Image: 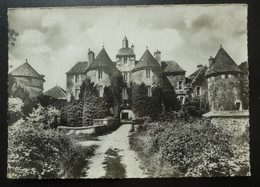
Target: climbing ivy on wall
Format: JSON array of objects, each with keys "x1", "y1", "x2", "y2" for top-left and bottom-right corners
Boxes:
[
  {"x1": 81, "y1": 79, "x2": 115, "y2": 125},
  {"x1": 132, "y1": 83, "x2": 163, "y2": 120}
]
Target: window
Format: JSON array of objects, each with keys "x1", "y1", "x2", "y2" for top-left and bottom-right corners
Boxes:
[
  {"x1": 196, "y1": 86, "x2": 201, "y2": 96},
  {"x1": 75, "y1": 89, "x2": 80, "y2": 100},
  {"x1": 147, "y1": 85, "x2": 152, "y2": 97},
  {"x1": 98, "y1": 85, "x2": 103, "y2": 97},
  {"x1": 98, "y1": 69, "x2": 103, "y2": 79},
  {"x1": 228, "y1": 74, "x2": 232, "y2": 78},
  {"x1": 123, "y1": 72, "x2": 129, "y2": 83},
  {"x1": 122, "y1": 88, "x2": 128, "y2": 99},
  {"x1": 178, "y1": 96, "x2": 185, "y2": 105},
  {"x1": 178, "y1": 81, "x2": 183, "y2": 90},
  {"x1": 221, "y1": 75, "x2": 225, "y2": 79},
  {"x1": 146, "y1": 68, "x2": 151, "y2": 78},
  {"x1": 123, "y1": 57, "x2": 127, "y2": 64},
  {"x1": 75, "y1": 75, "x2": 80, "y2": 83}
]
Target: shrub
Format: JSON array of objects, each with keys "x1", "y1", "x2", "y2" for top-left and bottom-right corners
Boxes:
[
  {"x1": 132, "y1": 83, "x2": 163, "y2": 120},
  {"x1": 7, "y1": 105, "x2": 91, "y2": 178},
  {"x1": 181, "y1": 98, "x2": 209, "y2": 118},
  {"x1": 130, "y1": 119, "x2": 250, "y2": 177},
  {"x1": 27, "y1": 104, "x2": 61, "y2": 129},
  {"x1": 8, "y1": 97, "x2": 24, "y2": 125}
]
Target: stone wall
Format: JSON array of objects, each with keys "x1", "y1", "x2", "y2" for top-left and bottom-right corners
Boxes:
[
  {"x1": 166, "y1": 74, "x2": 186, "y2": 95},
  {"x1": 14, "y1": 76, "x2": 44, "y2": 98},
  {"x1": 66, "y1": 74, "x2": 87, "y2": 101},
  {"x1": 191, "y1": 75, "x2": 208, "y2": 107},
  {"x1": 204, "y1": 110, "x2": 249, "y2": 137},
  {"x1": 131, "y1": 68, "x2": 162, "y2": 86},
  {"x1": 86, "y1": 70, "x2": 112, "y2": 87},
  {"x1": 207, "y1": 74, "x2": 242, "y2": 111}
]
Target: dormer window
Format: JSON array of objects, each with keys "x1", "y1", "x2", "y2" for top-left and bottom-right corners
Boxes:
[
  {"x1": 178, "y1": 81, "x2": 183, "y2": 90},
  {"x1": 146, "y1": 68, "x2": 151, "y2": 78},
  {"x1": 98, "y1": 69, "x2": 103, "y2": 79}
]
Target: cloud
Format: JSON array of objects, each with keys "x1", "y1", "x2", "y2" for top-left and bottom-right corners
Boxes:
[{"x1": 8, "y1": 5, "x2": 247, "y2": 90}]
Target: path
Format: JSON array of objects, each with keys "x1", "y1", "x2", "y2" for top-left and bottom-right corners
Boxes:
[{"x1": 78, "y1": 124, "x2": 148, "y2": 178}]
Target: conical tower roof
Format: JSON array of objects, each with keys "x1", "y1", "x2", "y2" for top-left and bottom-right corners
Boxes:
[
  {"x1": 44, "y1": 85, "x2": 66, "y2": 99},
  {"x1": 132, "y1": 49, "x2": 161, "y2": 72},
  {"x1": 86, "y1": 48, "x2": 121, "y2": 76},
  {"x1": 11, "y1": 61, "x2": 44, "y2": 80},
  {"x1": 206, "y1": 46, "x2": 242, "y2": 77}
]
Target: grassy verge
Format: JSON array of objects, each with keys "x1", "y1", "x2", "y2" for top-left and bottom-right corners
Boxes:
[
  {"x1": 102, "y1": 148, "x2": 126, "y2": 178},
  {"x1": 129, "y1": 131, "x2": 162, "y2": 177}
]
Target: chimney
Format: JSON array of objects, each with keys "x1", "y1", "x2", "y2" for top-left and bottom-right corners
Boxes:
[
  {"x1": 131, "y1": 44, "x2": 134, "y2": 52},
  {"x1": 154, "y1": 50, "x2": 161, "y2": 66},
  {"x1": 208, "y1": 56, "x2": 215, "y2": 67},
  {"x1": 88, "y1": 49, "x2": 95, "y2": 65},
  {"x1": 197, "y1": 64, "x2": 203, "y2": 69}
]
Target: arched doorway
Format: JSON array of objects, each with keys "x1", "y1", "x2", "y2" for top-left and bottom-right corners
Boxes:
[{"x1": 120, "y1": 109, "x2": 135, "y2": 124}]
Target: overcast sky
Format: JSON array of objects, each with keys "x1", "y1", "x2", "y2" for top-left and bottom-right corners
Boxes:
[{"x1": 8, "y1": 4, "x2": 247, "y2": 91}]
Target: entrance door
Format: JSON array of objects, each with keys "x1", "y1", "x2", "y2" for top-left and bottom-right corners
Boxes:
[{"x1": 122, "y1": 112, "x2": 129, "y2": 120}]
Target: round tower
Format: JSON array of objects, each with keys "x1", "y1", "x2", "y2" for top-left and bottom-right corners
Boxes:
[{"x1": 206, "y1": 46, "x2": 243, "y2": 111}]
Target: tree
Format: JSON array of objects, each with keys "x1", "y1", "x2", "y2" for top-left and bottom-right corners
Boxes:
[{"x1": 8, "y1": 29, "x2": 19, "y2": 47}]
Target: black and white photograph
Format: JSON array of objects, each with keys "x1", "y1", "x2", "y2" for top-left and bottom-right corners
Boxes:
[{"x1": 7, "y1": 4, "x2": 249, "y2": 179}]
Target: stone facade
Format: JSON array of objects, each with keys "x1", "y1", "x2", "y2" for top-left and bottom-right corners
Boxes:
[
  {"x1": 207, "y1": 74, "x2": 242, "y2": 111},
  {"x1": 66, "y1": 39, "x2": 247, "y2": 120},
  {"x1": 66, "y1": 61, "x2": 88, "y2": 101},
  {"x1": 205, "y1": 46, "x2": 243, "y2": 111}
]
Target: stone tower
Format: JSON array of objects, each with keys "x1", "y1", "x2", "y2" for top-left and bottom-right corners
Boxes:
[
  {"x1": 116, "y1": 36, "x2": 136, "y2": 85},
  {"x1": 206, "y1": 45, "x2": 243, "y2": 111},
  {"x1": 10, "y1": 59, "x2": 45, "y2": 98}
]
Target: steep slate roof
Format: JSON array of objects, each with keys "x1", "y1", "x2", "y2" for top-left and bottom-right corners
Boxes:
[
  {"x1": 206, "y1": 47, "x2": 242, "y2": 77},
  {"x1": 117, "y1": 48, "x2": 135, "y2": 56},
  {"x1": 132, "y1": 49, "x2": 161, "y2": 72},
  {"x1": 162, "y1": 61, "x2": 186, "y2": 73},
  {"x1": 44, "y1": 85, "x2": 67, "y2": 100},
  {"x1": 163, "y1": 76, "x2": 175, "y2": 91},
  {"x1": 66, "y1": 61, "x2": 88, "y2": 74},
  {"x1": 188, "y1": 66, "x2": 208, "y2": 85},
  {"x1": 11, "y1": 62, "x2": 44, "y2": 80},
  {"x1": 86, "y1": 48, "x2": 121, "y2": 76}
]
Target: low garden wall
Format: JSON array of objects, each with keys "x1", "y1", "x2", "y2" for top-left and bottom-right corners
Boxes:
[
  {"x1": 93, "y1": 118, "x2": 120, "y2": 133},
  {"x1": 59, "y1": 118, "x2": 120, "y2": 135},
  {"x1": 203, "y1": 110, "x2": 249, "y2": 137}
]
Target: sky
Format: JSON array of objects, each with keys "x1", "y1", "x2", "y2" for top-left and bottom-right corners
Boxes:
[{"x1": 8, "y1": 4, "x2": 247, "y2": 91}]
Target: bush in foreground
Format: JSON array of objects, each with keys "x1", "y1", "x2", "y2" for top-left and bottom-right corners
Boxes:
[
  {"x1": 7, "y1": 105, "x2": 92, "y2": 178},
  {"x1": 130, "y1": 119, "x2": 250, "y2": 177}
]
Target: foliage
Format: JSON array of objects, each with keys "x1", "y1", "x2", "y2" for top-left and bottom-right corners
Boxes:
[
  {"x1": 8, "y1": 75, "x2": 37, "y2": 116},
  {"x1": 8, "y1": 29, "x2": 19, "y2": 47},
  {"x1": 181, "y1": 97, "x2": 209, "y2": 117},
  {"x1": 7, "y1": 105, "x2": 93, "y2": 179},
  {"x1": 37, "y1": 95, "x2": 67, "y2": 110},
  {"x1": 132, "y1": 83, "x2": 163, "y2": 120},
  {"x1": 82, "y1": 80, "x2": 115, "y2": 123},
  {"x1": 26, "y1": 104, "x2": 61, "y2": 129},
  {"x1": 8, "y1": 98, "x2": 24, "y2": 125},
  {"x1": 240, "y1": 74, "x2": 249, "y2": 110},
  {"x1": 130, "y1": 119, "x2": 250, "y2": 177},
  {"x1": 60, "y1": 99, "x2": 83, "y2": 127}
]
